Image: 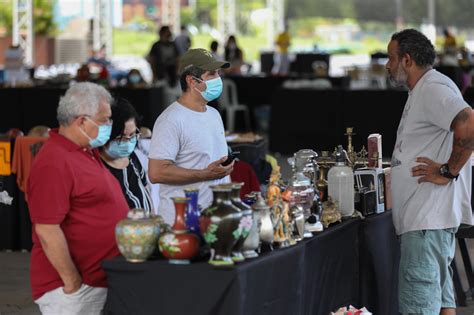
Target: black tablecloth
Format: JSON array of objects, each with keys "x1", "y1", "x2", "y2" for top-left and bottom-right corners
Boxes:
[
  {"x1": 269, "y1": 88, "x2": 408, "y2": 154},
  {"x1": 0, "y1": 174, "x2": 20, "y2": 250},
  {"x1": 0, "y1": 87, "x2": 164, "y2": 133},
  {"x1": 103, "y1": 212, "x2": 398, "y2": 315},
  {"x1": 260, "y1": 53, "x2": 331, "y2": 75},
  {"x1": 227, "y1": 76, "x2": 350, "y2": 108},
  {"x1": 359, "y1": 212, "x2": 400, "y2": 315}
]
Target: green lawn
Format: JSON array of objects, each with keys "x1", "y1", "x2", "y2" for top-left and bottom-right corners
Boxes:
[
  {"x1": 113, "y1": 29, "x2": 387, "y2": 60},
  {"x1": 112, "y1": 29, "x2": 276, "y2": 60}
]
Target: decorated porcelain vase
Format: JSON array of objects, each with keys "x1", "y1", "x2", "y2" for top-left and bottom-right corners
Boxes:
[
  {"x1": 115, "y1": 208, "x2": 160, "y2": 263},
  {"x1": 227, "y1": 183, "x2": 253, "y2": 262},
  {"x1": 158, "y1": 197, "x2": 200, "y2": 264},
  {"x1": 184, "y1": 188, "x2": 201, "y2": 238},
  {"x1": 200, "y1": 185, "x2": 242, "y2": 267}
]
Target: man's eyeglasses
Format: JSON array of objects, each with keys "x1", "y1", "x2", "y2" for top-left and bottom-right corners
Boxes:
[
  {"x1": 80, "y1": 115, "x2": 113, "y2": 126},
  {"x1": 115, "y1": 128, "x2": 141, "y2": 142}
]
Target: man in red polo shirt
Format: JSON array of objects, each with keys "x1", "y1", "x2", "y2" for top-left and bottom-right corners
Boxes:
[{"x1": 28, "y1": 82, "x2": 129, "y2": 314}]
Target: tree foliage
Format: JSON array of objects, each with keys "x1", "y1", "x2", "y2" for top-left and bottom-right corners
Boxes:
[
  {"x1": 0, "y1": 0, "x2": 57, "y2": 36},
  {"x1": 286, "y1": 0, "x2": 474, "y2": 28}
]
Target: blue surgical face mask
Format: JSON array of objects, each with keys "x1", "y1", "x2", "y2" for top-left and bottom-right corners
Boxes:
[
  {"x1": 194, "y1": 76, "x2": 223, "y2": 102},
  {"x1": 80, "y1": 117, "x2": 112, "y2": 148},
  {"x1": 129, "y1": 74, "x2": 141, "y2": 84},
  {"x1": 105, "y1": 138, "x2": 137, "y2": 158}
]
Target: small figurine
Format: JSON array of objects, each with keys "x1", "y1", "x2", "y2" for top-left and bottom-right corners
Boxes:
[
  {"x1": 321, "y1": 196, "x2": 342, "y2": 228},
  {"x1": 267, "y1": 167, "x2": 282, "y2": 207}
]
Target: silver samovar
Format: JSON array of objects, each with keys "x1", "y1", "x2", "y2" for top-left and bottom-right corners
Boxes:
[{"x1": 286, "y1": 149, "x2": 321, "y2": 237}]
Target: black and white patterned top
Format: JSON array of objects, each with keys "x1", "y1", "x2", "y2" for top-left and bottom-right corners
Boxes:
[{"x1": 103, "y1": 152, "x2": 153, "y2": 215}]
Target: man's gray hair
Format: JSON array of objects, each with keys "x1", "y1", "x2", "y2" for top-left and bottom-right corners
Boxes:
[
  {"x1": 391, "y1": 29, "x2": 436, "y2": 68},
  {"x1": 57, "y1": 82, "x2": 112, "y2": 126}
]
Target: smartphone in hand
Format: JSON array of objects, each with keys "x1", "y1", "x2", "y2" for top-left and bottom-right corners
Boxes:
[{"x1": 221, "y1": 150, "x2": 240, "y2": 166}]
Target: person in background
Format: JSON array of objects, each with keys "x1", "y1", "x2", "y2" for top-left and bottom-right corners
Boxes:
[
  {"x1": 210, "y1": 40, "x2": 221, "y2": 61},
  {"x1": 386, "y1": 29, "x2": 473, "y2": 315},
  {"x1": 100, "y1": 98, "x2": 153, "y2": 215},
  {"x1": 74, "y1": 64, "x2": 91, "y2": 83},
  {"x1": 174, "y1": 25, "x2": 192, "y2": 56},
  {"x1": 147, "y1": 26, "x2": 180, "y2": 86},
  {"x1": 272, "y1": 24, "x2": 291, "y2": 75},
  {"x1": 4, "y1": 44, "x2": 30, "y2": 86},
  {"x1": 443, "y1": 28, "x2": 457, "y2": 55},
  {"x1": 148, "y1": 48, "x2": 232, "y2": 224},
  {"x1": 87, "y1": 45, "x2": 111, "y2": 68},
  {"x1": 125, "y1": 69, "x2": 147, "y2": 88},
  {"x1": 27, "y1": 82, "x2": 128, "y2": 315},
  {"x1": 224, "y1": 35, "x2": 244, "y2": 75},
  {"x1": 230, "y1": 160, "x2": 261, "y2": 198}
]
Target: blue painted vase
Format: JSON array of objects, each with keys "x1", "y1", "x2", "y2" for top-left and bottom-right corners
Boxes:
[{"x1": 184, "y1": 188, "x2": 201, "y2": 237}]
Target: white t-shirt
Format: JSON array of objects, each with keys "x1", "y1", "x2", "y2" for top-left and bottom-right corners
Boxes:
[
  {"x1": 148, "y1": 102, "x2": 229, "y2": 224},
  {"x1": 391, "y1": 69, "x2": 472, "y2": 235}
]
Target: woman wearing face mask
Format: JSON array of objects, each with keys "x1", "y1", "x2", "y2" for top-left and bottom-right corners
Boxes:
[
  {"x1": 224, "y1": 35, "x2": 244, "y2": 75},
  {"x1": 125, "y1": 69, "x2": 147, "y2": 88},
  {"x1": 100, "y1": 98, "x2": 153, "y2": 215}
]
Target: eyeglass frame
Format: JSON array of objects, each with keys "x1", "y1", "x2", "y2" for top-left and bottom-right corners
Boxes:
[
  {"x1": 114, "y1": 127, "x2": 141, "y2": 143},
  {"x1": 79, "y1": 115, "x2": 113, "y2": 126}
]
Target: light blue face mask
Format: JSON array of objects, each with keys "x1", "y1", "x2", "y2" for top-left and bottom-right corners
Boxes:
[
  {"x1": 105, "y1": 138, "x2": 137, "y2": 158},
  {"x1": 129, "y1": 75, "x2": 141, "y2": 84},
  {"x1": 194, "y1": 76, "x2": 223, "y2": 102},
  {"x1": 80, "y1": 117, "x2": 112, "y2": 148}
]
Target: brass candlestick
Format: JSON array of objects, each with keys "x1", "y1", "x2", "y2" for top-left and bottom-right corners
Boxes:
[{"x1": 345, "y1": 127, "x2": 357, "y2": 167}]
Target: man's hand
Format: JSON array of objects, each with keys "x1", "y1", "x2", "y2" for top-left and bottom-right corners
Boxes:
[
  {"x1": 205, "y1": 156, "x2": 234, "y2": 180},
  {"x1": 63, "y1": 275, "x2": 82, "y2": 294},
  {"x1": 411, "y1": 157, "x2": 450, "y2": 185},
  {"x1": 35, "y1": 224, "x2": 82, "y2": 296}
]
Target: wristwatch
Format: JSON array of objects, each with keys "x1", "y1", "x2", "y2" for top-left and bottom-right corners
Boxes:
[{"x1": 439, "y1": 163, "x2": 459, "y2": 180}]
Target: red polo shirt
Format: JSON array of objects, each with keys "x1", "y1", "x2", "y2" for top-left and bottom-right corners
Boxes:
[{"x1": 28, "y1": 129, "x2": 128, "y2": 300}]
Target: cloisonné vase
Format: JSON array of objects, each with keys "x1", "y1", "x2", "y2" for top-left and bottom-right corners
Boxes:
[
  {"x1": 184, "y1": 188, "x2": 201, "y2": 238},
  {"x1": 200, "y1": 185, "x2": 242, "y2": 266},
  {"x1": 115, "y1": 208, "x2": 160, "y2": 262},
  {"x1": 158, "y1": 197, "x2": 200, "y2": 264},
  {"x1": 228, "y1": 183, "x2": 253, "y2": 262}
]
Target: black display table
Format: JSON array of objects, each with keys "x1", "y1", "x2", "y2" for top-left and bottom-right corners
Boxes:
[
  {"x1": 103, "y1": 211, "x2": 398, "y2": 315},
  {"x1": 269, "y1": 88, "x2": 409, "y2": 154},
  {"x1": 0, "y1": 87, "x2": 164, "y2": 133}
]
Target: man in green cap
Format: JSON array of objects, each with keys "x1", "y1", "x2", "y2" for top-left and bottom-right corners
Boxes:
[{"x1": 148, "y1": 48, "x2": 233, "y2": 224}]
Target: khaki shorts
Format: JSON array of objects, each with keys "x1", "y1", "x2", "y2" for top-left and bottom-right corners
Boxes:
[
  {"x1": 399, "y1": 228, "x2": 457, "y2": 315},
  {"x1": 35, "y1": 284, "x2": 107, "y2": 315}
]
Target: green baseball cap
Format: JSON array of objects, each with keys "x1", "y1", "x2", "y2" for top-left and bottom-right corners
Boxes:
[{"x1": 179, "y1": 48, "x2": 230, "y2": 74}]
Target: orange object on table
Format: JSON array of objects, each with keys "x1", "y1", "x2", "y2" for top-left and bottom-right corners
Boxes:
[
  {"x1": 12, "y1": 136, "x2": 48, "y2": 197},
  {"x1": 0, "y1": 140, "x2": 11, "y2": 176}
]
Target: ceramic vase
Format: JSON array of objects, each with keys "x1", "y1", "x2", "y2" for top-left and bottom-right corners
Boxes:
[
  {"x1": 200, "y1": 185, "x2": 242, "y2": 267},
  {"x1": 158, "y1": 197, "x2": 200, "y2": 264},
  {"x1": 115, "y1": 208, "x2": 160, "y2": 263},
  {"x1": 228, "y1": 183, "x2": 253, "y2": 262},
  {"x1": 241, "y1": 208, "x2": 261, "y2": 259},
  {"x1": 184, "y1": 188, "x2": 201, "y2": 237}
]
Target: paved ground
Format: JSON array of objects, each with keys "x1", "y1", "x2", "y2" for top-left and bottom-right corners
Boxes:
[
  {"x1": 0, "y1": 252, "x2": 40, "y2": 315},
  {"x1": 2, "y1": 245, "x2": 474, "y2": 315}
]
